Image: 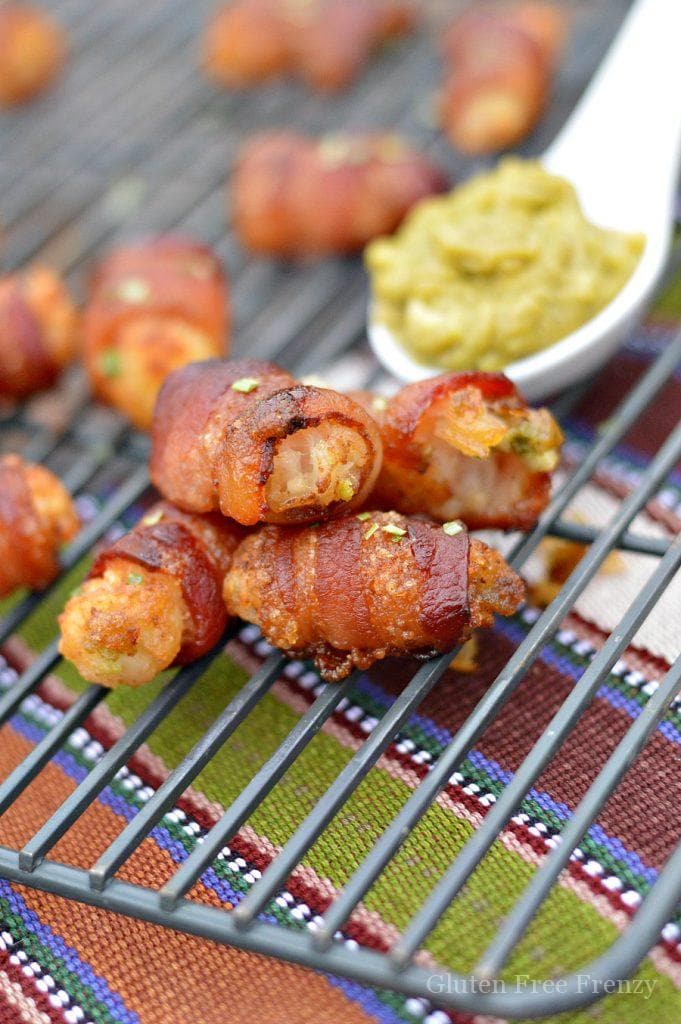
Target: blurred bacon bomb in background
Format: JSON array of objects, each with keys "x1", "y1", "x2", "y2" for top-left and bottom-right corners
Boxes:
[
  {"x1": 232, "y1": 131, "x2": 446, "y2": 258},
  {"x1": 0, "y1": 454, "x2": 79, "y2": 597},
  {"x1": 0, "y1": 3, "x2": 67, "y2": 106},
  {"x1": 440, "y1": 1, "x2": 566, "y2": 154},
  {"x1": 0, "y1": 266, "x2": 79, "y2": 400},
  {"x1": 83, "y1": 237, "x2": 229, "y2": 431},
  {"x1": 201, "y1": 0, "x2": 415, "y2": 93}
]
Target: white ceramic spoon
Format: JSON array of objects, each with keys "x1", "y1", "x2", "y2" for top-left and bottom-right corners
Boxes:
[{"x1": 368, "y1": 0, "x2": 681, "y2": 402}]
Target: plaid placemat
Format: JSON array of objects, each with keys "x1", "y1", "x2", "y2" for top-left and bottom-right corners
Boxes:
[{"x1": 0, "y1": 284, "x2": 680, "y2": 1024}]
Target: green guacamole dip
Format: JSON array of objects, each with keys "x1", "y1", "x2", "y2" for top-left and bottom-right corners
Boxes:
[{"x1": 366, "y1": 158, "x2": 644, "y2": 371}]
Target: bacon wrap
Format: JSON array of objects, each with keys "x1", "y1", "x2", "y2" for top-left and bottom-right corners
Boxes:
[
  {"x1": 232, "y1": 131, "x2": 446, "y2": 257},
  {"x1": 0, "y1": 277, "x2": 60, "y2": 398},
  {"x1": 83, "y1": 236, "x2": 228, "y2": 398},
  {"x1": 224, "y1": 513, "x2": 476, "y2": 681},
  {"x1": 202, "y1": 0, "x2": 415, "y2": 93},
  {"x1": 150, "y1": 359, "x2": 295, "y2": 513},
  {"x1": 216, "y1": 383, "x2": 383, "y2": 524},
  {"x1": 439, "y1": 3, "x2": 565, "y2": 154},
  {"x1": 90, "y1": 503, "x2": 241, "y2": 663},
  {"x1": 380, "y1": 372, "x2": 517, "y2": 473}
]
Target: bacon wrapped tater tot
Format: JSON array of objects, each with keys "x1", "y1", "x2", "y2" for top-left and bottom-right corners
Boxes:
[
  {"x1": 353, "y1": 372, "x2": 563, "y2": 531},
  {"x1": 440, "y1": 2, "x2": 566, "y2": 154},
  {"x1": 83, "y1": 237, "x2": 229, "y2": 430},
  {"x1": 0, "y1": 266, "x2": 79, "y2": 400},
  {"x1": 0, "y1": 4, "x2": 66, "y2": 107},
  {"x1": 202, "y1": 0, "x2": 415, "y2": 93},
  {"x1": 0, "y1": 455, "x2": 79, "y2": 597},
  {"x1": 150, "y1": 359, "x2": 383, "y2": 526},
  {"x1": 232, "y1": 131, "x2": 446, "y2": 258},
  {"x1": 58, "y1": 502, "x2": 244, "y2": 689},
  {"x1": 224, "y1": 512, "x2": 524, "y2": 680}
]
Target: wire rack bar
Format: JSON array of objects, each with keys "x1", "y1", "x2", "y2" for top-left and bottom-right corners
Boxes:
[
  {"x1": 88, "y1": 651, "x2": 286, "y2": 891},
  {"x1": 312, "y1": 413, "x2": 681, "y2": 950},
  {"x1": 231, "y1": 652, "x2": 472, "y2": 928},
  {"x1": 476, "y1": 648, "x2": 681, "y2": 978},
  {"x1": 0, "y1": 684, "x2": 106, "y2": 816},
  {"x1": 158, "y1": 670, "x2": 355, "y2": 909},
  {"x1": 0, "y1": 642, "x2": 61, "y2": 729},
  {"x1": 18, "y1": 644, "x2": 227, "y2": 871},
  {"x1": 1, "y1": 836, "x2": 679, "y2": 1020},
  {"x1": 549, "y1": 519, "x2": 670, "y2": 557},
  {"x1": 389, "y1": 529, "x2": 681, "y2": 966}
]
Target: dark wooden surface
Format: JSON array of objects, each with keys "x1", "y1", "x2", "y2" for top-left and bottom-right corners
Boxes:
[{"x1": 0, "y1": 0, "x2": 633, "y2": 463}]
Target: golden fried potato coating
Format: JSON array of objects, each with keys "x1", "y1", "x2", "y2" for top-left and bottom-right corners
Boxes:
[
  {"x1": 58, "y1": 560, "x2": 186, "y2": 689},
  {"x1": 58, "y1": 502, "x2": 244, "y2": 688},
  {"x1": 0, "y1": 4, "x2": 66, "y2": 106},
  {"x1": 232, "y1": 131, "x2": 446, "y2": 257},
  {"x1": 224, "y1": 512, "x2": 524, "y2": 680},
  {"x1": 0, "y1": 455, "x2": 79, "y2": 597}
]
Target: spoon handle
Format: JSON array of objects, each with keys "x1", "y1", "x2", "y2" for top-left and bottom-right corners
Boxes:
[{"x1": 544, "y1": 0, "x2": 681, "y2": 234}]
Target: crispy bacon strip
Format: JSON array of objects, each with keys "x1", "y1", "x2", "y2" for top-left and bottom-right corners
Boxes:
[
  {"x1": 150, "y1": 359, "x2": 383, "y2": 525},
  {"x1": 353, "y1": 372, "x2": 563, "y2": 531},
  {"x1": 0, "y1": 4, "x2": 67, "y2": 106},
  {"x1": 224, "y1": 512, "x2": 524, "y2": 680},
  {"x1": 83, "y1": 237, "x2": 229, "y2": 430},
  {"x1": 232, "y1": 131, "x2": 446, "y2": 257},
  {"x1": 0, "y1": 455, "x2": 79, "y2": 597},
  {"x1": 202, "y1": 0, "x2": 415, "y2": 93},
  {"x1": 440, "y1": 2, "x2": 566, "y2": 154},
  {"x1": 0, "y1": 266, "x2": 79, "y2": 399},
  {"x1": 58, "y1": 502, "x2": 244, "y2": 688}
]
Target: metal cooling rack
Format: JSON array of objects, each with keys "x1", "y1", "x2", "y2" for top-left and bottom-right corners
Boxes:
[{"x1": 1, "y1": 0, "x2": 680, "y2": 1018}]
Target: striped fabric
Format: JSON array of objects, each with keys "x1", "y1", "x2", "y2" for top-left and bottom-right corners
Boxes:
[{"x1": 0, "y1": 282, "x2": 680, "y2": 1023}]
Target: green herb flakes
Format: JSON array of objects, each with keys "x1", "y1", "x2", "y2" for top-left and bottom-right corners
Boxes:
[
  {"x1": 99, "y1": 349, "x2": 121, "y2": 378},
  {"x1": 381, "y1": 523, "x2": 406, "y2": 538},
  {"x1": 231, "y1": 377, "x2": 260, "y2": 394}
]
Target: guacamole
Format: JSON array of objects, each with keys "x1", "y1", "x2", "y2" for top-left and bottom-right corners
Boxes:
[{"x1": 366, "y1": 158, "x2": 644, "y2": 371}]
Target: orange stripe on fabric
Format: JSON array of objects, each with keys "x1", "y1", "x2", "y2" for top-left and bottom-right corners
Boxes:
[{"x1": 16, "y1": 875, "x2": 373, "y2": 1024}]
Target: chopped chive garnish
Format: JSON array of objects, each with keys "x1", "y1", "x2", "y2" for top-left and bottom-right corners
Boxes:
[
  {"x1": 127, "y1": 572, "x2": 143, "y2": 586},
  {"x1": 381, "y1": 523, "x2": 406, "y2": 537},
  {"x1": 142, "y1": 508, "x2": 164, "y2": 526},
  {"x1": 231, "y1": 377, "x2": 260, "y2": 394},
  {"x1": 338, "y1": 479, "x2": 356, "y2": 502},
  {"x1": 99, "y1": 349, "x2": 121, "y2": 378},
  {"x1": 442, "y1": 520, "x2": 465, "y2": 536},
  {"x1": 115, "y1": 277, "x2": 151, "y2": 303},
  {"x1": 356, "y1": 511, "x2": 371, "y2": 521},
  {"x1": 364, "y1": 522, "x2": 379, "y2": 539}
]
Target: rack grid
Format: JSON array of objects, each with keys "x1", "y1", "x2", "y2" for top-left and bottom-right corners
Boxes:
[{"x1": 1, "y1": 0, "x2": 679, "y2": 1017}]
